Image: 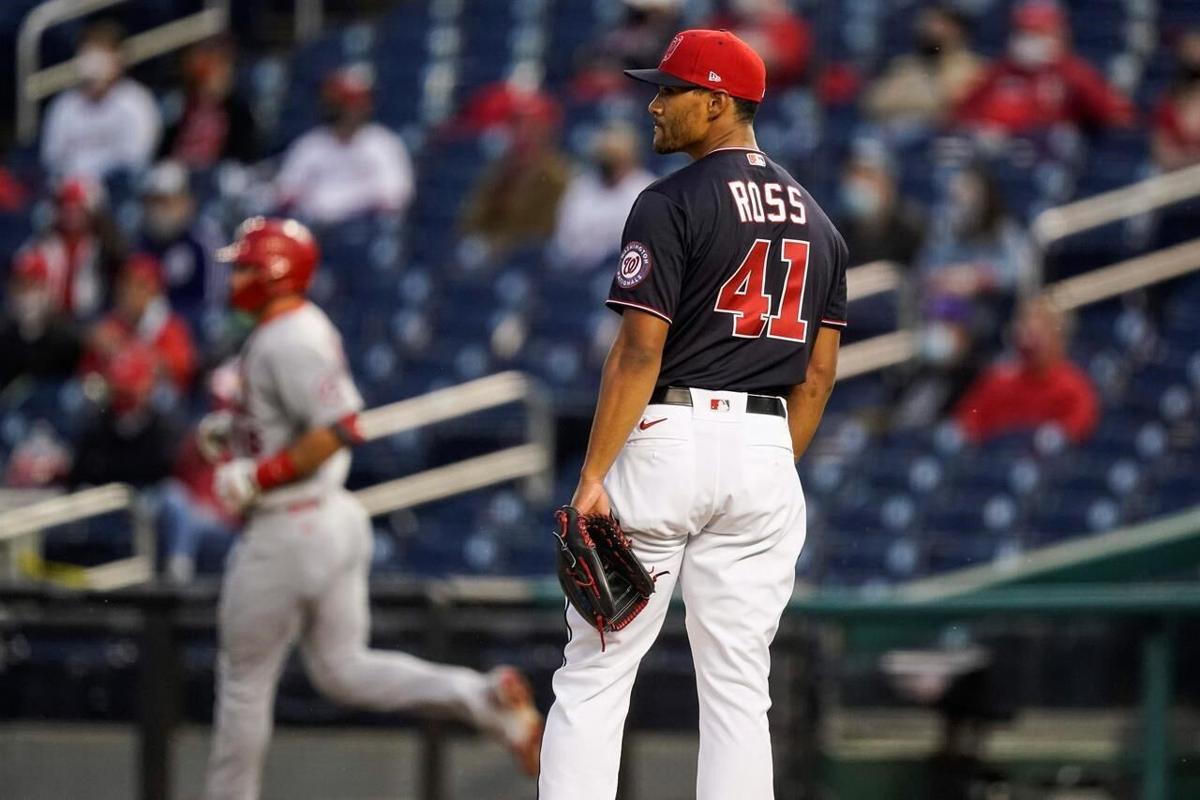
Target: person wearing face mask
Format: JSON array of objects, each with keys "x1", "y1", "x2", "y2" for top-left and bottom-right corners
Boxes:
[
  {"x1": 953, "y1": 296, "x2": 1098, "y2": 444},
  {"x1": 274, "y1": 64, "x2": 414, "y2": 226},
  {"x1": 160, "y1": 37, "x2": 259, "y2": 169},
  {"x1": 21, "y1": 176, "x2": 128, "y2": 321},
  {"x1": 548, "y1": 122, "x2": 656, "y2": 271},
  {"x1": 81, "y1": 254, "x2": 197, "y2": 394},
  {"x1": 0, "y1": 250, "x2": 83, "y2": 391},
  {"x1": 920, "y1": 165, "x2": 1032, "y2": 311},
  {"x1": 835, "y1": 145, "x2": 925, "y2": 270},
  {"x1": 885, "y1": 165, "x2": 1032, "y2": 430},
  {"x1": 66, "y1": 342, "x2": 181, "y2": 491},
  {"x1": 954, "y1": 1, "x2": 1133, "y2": 134},
  {"x1": 864, "y1": 5, "x2": 984, "y2": 127},
  {"x1": 1152, "y1": 29, "x2": 1200, "y2": 172},
  {"x1": 137, "y1": 161, "x2": 224, "y2": 334},
  {"x1": 40, "y1": 20, "x2": 161, "y2": 180}
]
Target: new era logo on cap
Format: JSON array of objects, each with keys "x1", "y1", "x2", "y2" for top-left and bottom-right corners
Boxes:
[{"x1": 623, "y1": 29, "x2": 767, "y2": 103}]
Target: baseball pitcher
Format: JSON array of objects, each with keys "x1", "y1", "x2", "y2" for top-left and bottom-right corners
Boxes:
[{"x1": 540, "y1": 30, "x2": 847, "y2": 800}]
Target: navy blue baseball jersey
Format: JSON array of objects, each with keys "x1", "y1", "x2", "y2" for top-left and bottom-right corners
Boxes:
[{"x1": 607, "y1": 146, "x2": 848, "y2": 395}]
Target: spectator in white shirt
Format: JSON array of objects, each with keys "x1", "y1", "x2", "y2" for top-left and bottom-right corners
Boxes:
[
  {"x1": 547, "y1": 122, "x2": 655, "y2": 272},
  {"x1": 41, "y1": 21, "x2": 161, "y2": 181},
  {"x1": 275, "y1": 64, "x2": 415, "y2": 225}
]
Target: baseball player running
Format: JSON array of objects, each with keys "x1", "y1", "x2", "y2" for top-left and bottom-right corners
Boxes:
[
  {"x1": 539, "y1": 30, "x2": 847, "y2": 800},
  {"x1": 201, "y1": 218, "x2": 542, "y2": 799}
]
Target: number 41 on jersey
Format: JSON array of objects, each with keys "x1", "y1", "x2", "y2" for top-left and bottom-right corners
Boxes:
[{"x1": 714, "y1": 238, "x2": 811, "y2": 343}]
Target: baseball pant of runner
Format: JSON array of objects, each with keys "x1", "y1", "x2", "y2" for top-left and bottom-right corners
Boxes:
[
  {"x1": 204, "y1": 489, "x2": 498, "y2": 800},
  {"x1": 539, "y1": 388, "x2": 807, "y2": 800}
]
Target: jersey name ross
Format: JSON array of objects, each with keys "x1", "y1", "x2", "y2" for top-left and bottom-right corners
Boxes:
[{"x1": 726, "y1": 180, "x2": 807, "y2": 225}]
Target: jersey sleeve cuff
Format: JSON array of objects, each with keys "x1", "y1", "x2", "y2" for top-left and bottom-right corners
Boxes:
[
  {"x1": 605, "y1": 299, "x2": 673, "y2": 324},
  {"x1": 820, "y1": 318, "x2": 848, "y2": 329}
]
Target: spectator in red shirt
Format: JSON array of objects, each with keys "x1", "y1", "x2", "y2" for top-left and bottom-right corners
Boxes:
[
  {"x1": 706, "y1": 0, "x2": 812, "y2": 88},
  {"x1": 22, "y1": 176, "x2": 127, "y2": 320},
  {"x1": 954, "y1": 1, "x2": 1134, "y2": 135},
  {"x1": 954, "y1": 297, "x2": 1098, "y2": 444},
  {"x1": 1152, "y1": 29, "x2": 1200, "y2": 172},
  {"x1": 82, "y1": 254, "x2": 197, "y2": 393}
]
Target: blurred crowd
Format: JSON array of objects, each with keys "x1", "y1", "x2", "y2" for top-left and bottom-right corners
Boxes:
[{"x1": 1, "y1": 0, "x2": 1197, "y2": 582}]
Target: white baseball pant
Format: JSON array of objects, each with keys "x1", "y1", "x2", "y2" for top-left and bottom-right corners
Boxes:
[
  {"x1": 539, "y1": 388, "x2": 807, "y2": 800},
  {"x1": 204, "y1": 489, "x2": 499, "y2": 800}
]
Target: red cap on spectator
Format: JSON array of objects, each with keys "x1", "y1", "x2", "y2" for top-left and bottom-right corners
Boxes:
[
  {"x1": 625, "y1": 29, "x2": 767, "y2": 103},
  {"x1": 323, "y1": 64, "x2": 373, "y2": 111},
  {"x1": 55, "y1": 176, "x2": 103, "y2": 211},
  {"x1": 1014, "y1": 1, "x2": 1067, "y2": 34},
  {"x1": 121, "y1": 253, "x2": 164, "y2": 291},
  {"x1": 11, "y1": 249, "x2": 49, "y2": 283}
]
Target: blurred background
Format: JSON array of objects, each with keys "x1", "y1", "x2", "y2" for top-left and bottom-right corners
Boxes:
[{"x1": 0, "y1": 0, "x2": 1199, "y2": 798}]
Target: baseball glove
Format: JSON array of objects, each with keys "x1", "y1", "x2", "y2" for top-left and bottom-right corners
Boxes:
[{"x1": 553, "y1": 505, "x2": 659, "y2": 650}]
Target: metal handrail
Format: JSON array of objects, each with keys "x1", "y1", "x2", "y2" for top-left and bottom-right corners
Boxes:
[
  {"x1": 0, "y1": 482, "x2": 132, "y2": 542},
  {"x1": 16, "y1": 0, "x2": 231, "y2": 143},
  {"x1": 0, "y1": 371, "x2": 553, "y2": 587},
  {"x1": 837, "y1": 240, "x2": 1200, "y2": 380},
  {"x1": 1031, "y1": 161, "x2": 1200, "y2": 248},
  {"x1": 846, "y1": 260, "x2": 902, "y2": 302}
]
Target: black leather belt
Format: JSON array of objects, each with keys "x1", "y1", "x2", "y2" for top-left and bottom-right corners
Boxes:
[{"x1": 649, "y1": 386, "x2": 786, "y2": 417}]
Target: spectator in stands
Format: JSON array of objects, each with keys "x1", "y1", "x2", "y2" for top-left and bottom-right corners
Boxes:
[
  {"x1": 459, "y1": 96, "x2": 570, "y2": 266},
  {"x1": 547, "y1": 122, "x2": 655, "y2": 272},
  {"x1": 954, "y1": 297, "x2": 1099, "y2": 444},
  {"x1": 954, "y1": 1, "x2": 1134, "y2": 135},
  {"x1": 275, "y1": 64, "x2": 414, "y2": 225},
  {"x1": 160, "y1": 37, "x2": 259, "y2": 169},
  {"x1": 835, "y1": 144, "x2": 925, "y2": 268},
  {"x1": 1151, "y1": 29, "x2": 1200, "y2": 172},
  {"x1": 887, "y1": 166, "x2": 1032, "y2": 429},
  {"x1": 705, "y1": 0, "x2": 812, "y2": 88},
  {"x1": 40, "y1": 20, "x2": 161, "y2": 180},
  {"x1": 0, "y1": 250, "x2": 83, "y2": 391},
  {"x1": 81, "y1": 254, "x2": 196, "y2": 394},
  {"x1": 864, "y1": 5, "x2": 985, "y2": 128},
  {"x1": 22, "y1": 176, "x2": 127, "y2": 320},
  {"x1": 66, "y1": 343, "x2": 180, "y2": 489},
  {"x1": 157, "y1": 363, "x2": 240, "y2": 583},
  {"x1": 919, "y1": 164, "x2": 1032, "y2": 326},
  {"x1": 572, "y1": 0, "x2": 683, "y2": 99},
  {"x1": 3, "y1": 420, "x2": 71, "y2": 489},
  {"x1": 136, "y1": 161, "x2": 225, "y2": 334}
]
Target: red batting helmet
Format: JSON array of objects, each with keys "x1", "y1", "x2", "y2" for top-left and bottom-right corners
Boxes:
[{"x1": 217, "y1": 217, "x2": 319, "y2": 313}]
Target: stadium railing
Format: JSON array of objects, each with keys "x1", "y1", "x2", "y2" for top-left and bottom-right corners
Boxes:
[
  {"x1": 0, "y1": 370, "x2": 554, "y2": 588},
  {"x1": 16, "y1": 0, "x2": 230, "y2": 142},
  {"x1": 838, "y1": 161, "x2": 1200, "y2": 380},
  {"x1": 15, "y1": 0, "x2": 334, "y2": 143}
]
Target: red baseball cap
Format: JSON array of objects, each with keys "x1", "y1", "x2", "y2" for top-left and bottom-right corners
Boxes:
[
  {"x1": 121, "y1": 253, "x2": 164, "y2": 291},
  {"x1": 1013, "y1": 1, "x2": 1066, "y2": 34},
  {"x1": 11, "y1": 248, "x2": 50, "y2": 284},
  {"x1": 625, "y1": 29, "x2": 767, "y2": 103}
]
